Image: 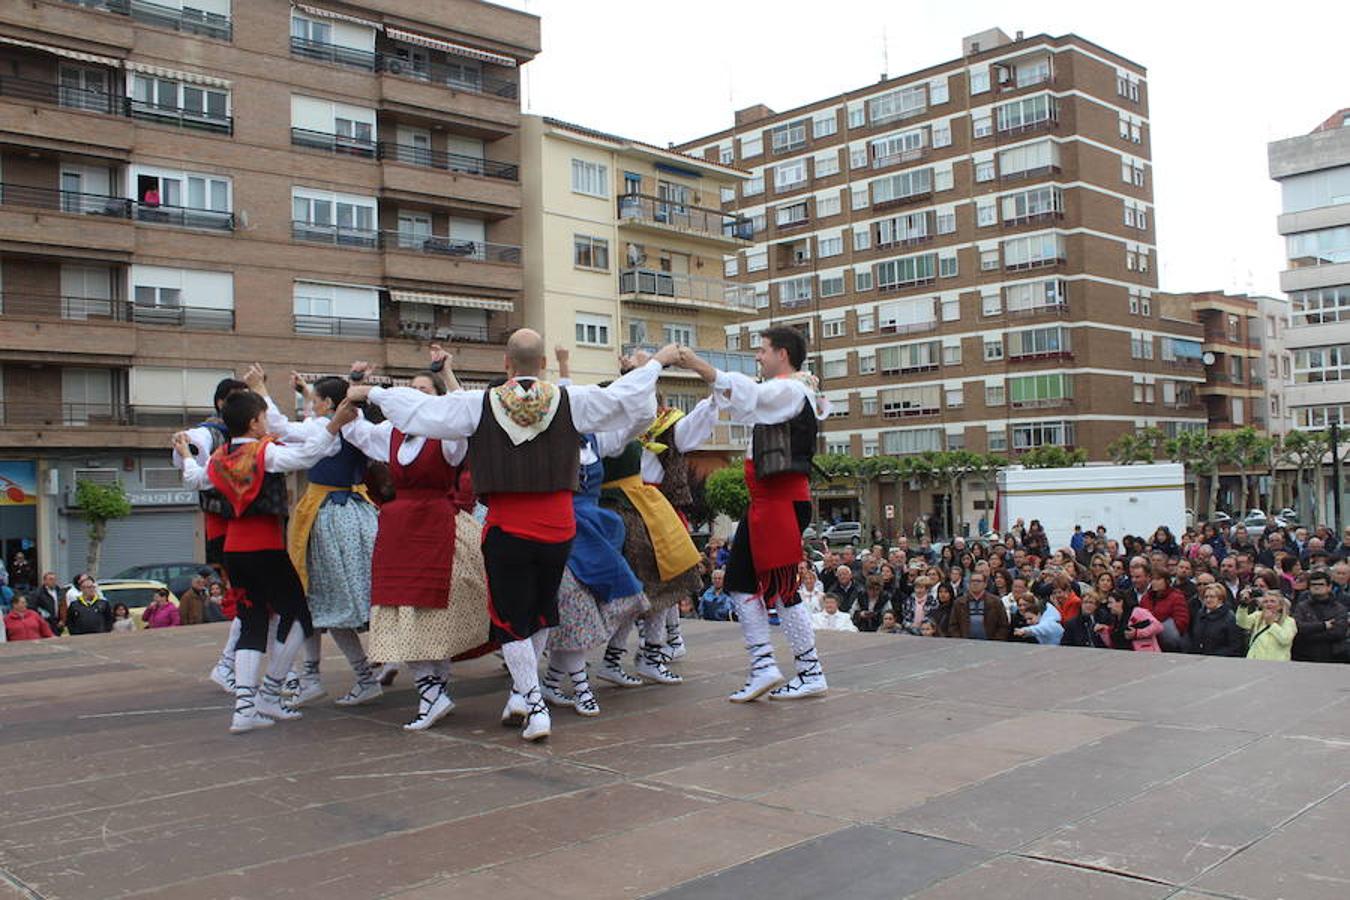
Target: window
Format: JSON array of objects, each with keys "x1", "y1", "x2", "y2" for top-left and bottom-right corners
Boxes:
[
  {"x1": 854, "y1": 269, "x2": 874, "y2": 291},
  {"x1": 1126, "y1": 248, "x2": 1137, "y2": 271},
  {"x1": 997, "y1": 95, "x2": 1054, "y2": 132},
  {"x1": 61, "y1": 367, "x2": 114, "y2": 424},
  {"x1": 984, "y1": 339, "x2": 1004, "y2": 361},
  {"x1": 573, "y1": 234, "x2": 609, "y2": 269},
  {"x1": 946, "y1": 432, "x2": 965, "y2": 451},
  {"x1": 1291, "y1": 285, "x2": 1350, "y2": 325},
  {"x1": 133, "y1": 74, "x2": 229, "y2": 123},
  {"x1": 934, "y1": 167, "x2": 953, "y2": 191},
  {"x1": 820, "y1": 275, "x2": 844, "y2": 296},
  {"x1": 744, "y1": 175, "x2": 764, "y2": 196},
  {"x1": 775, "y1": 159, "x2": 807, "y2": 190},
  {"x1": 292, "y1": 281, "x2": 379, "y2": 335},
  {"x1": 752, "y1": 212, "x2": 766, "y2": 233},
  {"x1": 875, "y1": 253, "x2": 937, "y2": 290},
  {"x1": 823, "y1": 318, "x2": 846, "y2": 338},
  {"x1": 741, "y1": 134, "x2": 763, "y2": 158},
  {"x1": 753, "y1": 285, "x2": 770, "y2": 309},
  {"x1": 1012, "y1": 420, "x2": 1073, "y2": 450},
  {"x1": 998, "y1": 140, "x2": 1059, "y2": 178},
  {"x1": 975, "y1": 160, "x2": 995, "y2": 182},
  {"x1": 1131, "y1": 335, "x2": 1155, "y2": 360},
  {"x1": 1006, "y1": 279, "x2": 1066, "y2": 312},
  {"x1": 976, "y1": 199, "x2": 997, "y2": 226},
  {"x1": 936, "y1": 210, "x2": 956, "y2": 234},
  {"x1": 1004, "y1": 189, "x2": 1062, "y2": 229},
  {"x1": 980, "y1": 248, "x2": 1000, "y2": 271},
  {"x1": 771, "y1": 120, "x2": 807, "y2": 153},
  {"x1": 134, "y1": 285, "x2": 181, "y2": 308},
  {"x1": 727, "y1": 332, "x2": 741, "y2": 350},
  {"x1": 853, "y1": 227, "x2": 871, "y2": 251},
  {"x1": 985, "y1": 383, "x2": 1005, "y2": 406},
  {"x1": 291, "y1": 188, "x2": 374, "y2": 243},
  {"x1": 848, "y1": 103, "x2": 865, "y2": 128},
  {"x1": 1281, "y1": 165, "x2": 1350, "y2": 214},
  {"x1": 981, "y1": 291, "x2": 1002, "y2": 316},
  {"x1": 868, "y1": 84, "x2": 926, "y2": 125},
  {"x1": 1293, "y1": 344, "x2": 1350, "y2": 383},
  {"x1": 130, "y1": 265, "x2": 233, "y2": 324},
  {"x1": 724, "y1": 257, "x2": 738, "y2": 276},
  {"x1": 857, "y1": 310, "x2": 875, "y2": 332},
  {"x1": 945, "y1": 386, "x2": 964, "y2": 408},
  {"x1": 1015, "y1": 57, "x2": 1052, "y2": 87},
  {"x1": 813, "y1": 111, "x2": 838, "y2": 138},
  {"x1": 575, "y1": 313, "x2": 611, "y2": 346},
  {"x1": 881, "y1": 385, "x2": 940, "y2": 417},
  {"x1": 817, "y1": 192, "x2": 842, "y2": 218},
  {"x1": 779, "y1": 276, "x2": 813, "y2": 304},
  {"x1": 570, "y1": 159, "x2": 608, "y2": 198},
  {"x1": 719, "y1": 144, "x2": 734, "y2": 164},
  {"x1": 859, "y1": 353, "x2": 877, "y2": 374},
  {"x1": 878, "y1": 340, "x2": 939, "y2": 374},
  {"x1": 815, "y1": 151, "x2": 840, "y2": 178},
  {"x1": 1009, "y1": 373, "x2": 1070, "y2": 406},
  {"x1": 823, "y1": 358, "x2": 848, "y2": 379},
  {"x1": 872, "y1": 167, "x2": 933, "y2": 204},
  {"x1": 987, "y1": 428, "x2": 1007, "y2": 452},
  {"x1": 882, "y1": 427, "x2": 943, "y2": 455},
  {"x1": 747, "y1": 251, "x2": 768, "y2": 272},
  {"x1": 942, "y1": 341, "x2": 962, "y2": 364},
  {"x1": 776, "y1": 202, "x2": 808, "y2": 226},
  {"x1": 1138, "y1": 250, "x2": 1150, "y2": 272},
  {"x1": 932, "y1": 122, "x2": 951, "y2": 147},
  {"x1": 1133, "y1": 379, "x2": 1156, "y2": 403},
  {"x1": 663, "y1": 323, "x2": 693, "y2": 345},
  {"x1": 1124, "y1": 200, "x2": 1149, "y2": 230},
  {"x1": 939, "y1": 251, "x2": 958, "y2": 278},
  {"x1": 969, "y1": 68, "x2": 990, "y2": 93},
  {"x1": 870, "y1": 128, "x2": 926, "y2": 166},
  {"x1": 930, "y1": 78, "x2": 949, "y2": 104},
  {"x1": 851, "y1": 185, "x2": 869, "y2": 210},
  {"x1": 972, "y1": 114, "x2": 992, "y2": 139},
  {"x1": 1007, "y1": 326, "x2": 1069, "y2": 359},
  {"x1": 628, "y1": 319, "x2": 646, "y2": 344},
  {"x1": 941, "y1": 297, "x2": 960, "y2": 322},
  {"x1": 1003, "y1": 234, "x2": 1065, "y2": 269},
  {"x1": 1286, "y1": 225, "x2": 1350, "y2": 266},
  {"x1": 877, "y1": 211, "x2": 930, "y2": 246},
  {"x1": 826, "y1": 440, "x2": 851, "y2": 456},
  {"x1": 720, "y1": 186, "x2": 736, "y2": 203}
]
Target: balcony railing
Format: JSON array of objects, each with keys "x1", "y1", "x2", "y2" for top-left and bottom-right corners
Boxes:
[
  {"x1": 388, "y1": 320, "x2": 510, "y2": 343},
  {"x1": 133, "y1": 199, "x2": 234, "y2": 230},
  {"x1": 377, "y1": 142, "x2": 518, "y2": 180},
  {"x1": 780, "y1": 296, "x2": 814, "y2": 310},
  {"x1": 871, "y1": 147, "x2": 927, "y2": 170},
  {"x1": 286, "y1": 36, "x2": 519, "y2": 99},
  {"x1": 127, "y1": 98, "x2": 232, "y2": 134},
  {"x1": 622, "y1": 344, "x2": 759, "y2": 376},
  {"x1": 64, "y1": 0, "x2": 232, "y2": 41},
  {"x1": 0, "y1": 401, "x2": 215, "y2": 428},
  {"x1": 294, "y1": 315, "x2": 381, "y2": 339},
  {"x1": 1162, "y1": 357, "x2": 1204, "y2": 369},
  {"x1": 1004, "y1": 256, "x2": 1066, "y2": 272},
  {"x1": 618, "y1": 194, "x2": 753, "y2": 242},
  {"x1": 0, "y1": 293, "x2": 128, "y2": 322},
  {"x1": 290, "y1": 128, "x2": 376, "y2": 158},
  {"x1": 0, "y1": 73, "x2": 120, "y2": 114},
  {"x1": 1009, "y1": 396, "x2": 1072, "y2": 410},
  {"x1": 289, "y1": 35, "x2": 377, "y2": 71},
  {"x1": 619, "y1": 268, "x2": 756, "y2": 311},
  {"x1": 131, "y1": 304, "x2": 233, "y2": 330},
  {"x1": 0, "y1": 182, "x2": 132, "y2": 217},
  {"x1": 1005, "y1": 302, "x2": 1069, "y2": 319},
  {"x1": 292, "y1": 221, "x2": 380, "y2": 248},
  {"x1": 290, "y1": 222, "x2": 522, "y2": 262},
  {"x1": 878, "y1": 320, "x2": 938, "y2": 335},
  {"x1": 997, "y1": 116, "x2": 1059, "y2": 139},
  {"x1": 1003, "y1": 210, "x2": 1064, "y2": 227}
]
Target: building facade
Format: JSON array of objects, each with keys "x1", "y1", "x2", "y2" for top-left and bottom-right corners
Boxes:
[
  {"x1": 0, "y1": 0, "x2": 539, "y2": 577},
  {"x1": 1155, "y1": 290, "x2": 1266, "y2": 433},
  {"x1": 1269, "y1": 109, "x2": 1350, "y2": 432},
  {"x1": 677, "y1": 28, "x2": 1207, "y2": 492},
  {"x1": 519, "y1": 115, "x2": 758, "y2": 463}
]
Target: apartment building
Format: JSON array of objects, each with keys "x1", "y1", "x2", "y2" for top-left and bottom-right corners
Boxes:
[
  {"x1": 519, "y1": 115, "x2": 757, "y2": 465},
  {"x1": 676, "y1": 28, "x2": 1206, "y2": 524},
  {"x1": 1269, "y1": 108, "x2": 1350, "y2": 432},
  {"x1": 1257, "y1": 294, "x2": 1294, "y2": 435},
  {"x1": 0, "y1": 0, "x2": 539, "y2": 576},
  {"x1": 1155, "y1": 291, "x2": 1266, "y2": 432}
]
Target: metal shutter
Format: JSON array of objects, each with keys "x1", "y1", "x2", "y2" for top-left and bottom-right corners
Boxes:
[{"x1": 63, "y1": 509, "x2": 199, "y2": 579}]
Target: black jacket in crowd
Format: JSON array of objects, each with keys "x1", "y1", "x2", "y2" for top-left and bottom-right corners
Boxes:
[
  {"x1": 1189, "y1": 606, "x2": 1245, "y2": 657},
  {"x1": 1292, "y1": 593, "x2": 1349, "y2": 663},
  {"x1": 1060, "y1": 608, "x2": 1114, "y2": 648},
  {"x1": 65, "y1": 597, "x2": 113, "y2": 635}
]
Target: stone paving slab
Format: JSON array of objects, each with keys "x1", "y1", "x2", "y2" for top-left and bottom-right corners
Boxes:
[{"x1": 0, "y1": 621, "x2": 1345, "y2": 900}]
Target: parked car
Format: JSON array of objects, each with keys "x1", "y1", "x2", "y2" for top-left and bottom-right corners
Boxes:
[
  {"x1": 99, "y1": 579, "x2": 179, "y2": 629},
  {"x1": 1203, "y1": 511, "x2": 1233, "y2": 527},
  {"x1": 112, "y1": 562, "x2": 211, "y2": 598},
  {"x1": 1241, "y1": 509, "x2": 1268, "y2": 529},
  {"x1": 822, "y1": 521, "x2": 863, "y2": 545}
]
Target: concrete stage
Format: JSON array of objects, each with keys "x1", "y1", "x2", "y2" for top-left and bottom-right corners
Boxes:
[{"x1": 1, "y1": 622, "x2": 1347, "y2": 900}]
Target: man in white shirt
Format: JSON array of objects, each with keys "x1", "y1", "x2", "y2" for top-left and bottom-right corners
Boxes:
[{"x1": 813, "y1": 594, "x2": 858, "y2": 632}]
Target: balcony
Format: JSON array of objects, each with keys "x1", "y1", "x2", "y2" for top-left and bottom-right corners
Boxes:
[
  {"x1": 996, "y1": 115, "x2": 1059, "y2": 140},
  {"x1": 286, "y1": 37, "x2": 519, "y2": 101},
  {"x1": 0, "y1": 292, "x2": 234, "y2": 331},
  {"x1": 133, "y1": 198, "x2": 233, "y2": 231},
  {"x1": 618, "y1": 268, "x2": 756, "y2": 313},
  {"x1": 65, "y1": 0, "x2": 232, "y2": 41},
  {"x1": 0, "y1": 73, "x2": 120, "y2": 115},
  {"x1": 292, "y1": 221, "x2": 379, "y2": 249},
  {"x1": 291, "y1": 128, "x2": 376, "y2": 159},
  {"x1": 1009, "y1": 396, "x2": 1073, "y2": 410},
  {"x1": 377, "y1": 142, "x2": 518, "y2": 181},
  {"x1": 0, "y1": 400, "x2": 213, "y2": 429},
  {"x1": 127, "y1": 98, "x2": 232, "y2": 134},
  {"x1": 780, "y1": 297, "x2": 814, "y2": 311},
  {"x1": 0, "y1": 183, "x2": 135, "y2": 253},
  {"x1": 1002, "y1": 302, "x2": 1069, "y2": 320},
  {"x1": 1004, "y1": 256, "x2": 1066, "y2": 273},
  {"x1": 385, "y1": 319, "x2": 510, "y2": 343},
  {"x1": 882, "y1": 404, "x2": 940, "y2": 419},
  {"x1": 871, "y1": 147, "x2": 927, "y2": 170},
  {"x1": 289, "y1": 36, "x2": 377, "y2": 72},
  {"x1": 1002, "y1": 210, "x2": 1064, "y2": 227},
  {"x1": 294, "y1": 315, "x2": 381, "y2": 339},
  {"x1": 622, "y1": 344, "x2": 758, "y2": 377},
  {"x1": 617, "y1": 194, "x2": 753, "y2": 246},
  {"x1": 872, "y1": 190, "x2": 933, "y2": 213},
  {"x1": 999, "y1": 165, "x2": 1061, "y2": 183},
  {"x1": 878, "y1": 320, "x2": 938, "y2": 336},
  {"x1": 382, "y1": 231, "x2": 522, "y2": 263},
  {"x1": 1162, "y1": 357, "x2": 1204, "y2": 371}
]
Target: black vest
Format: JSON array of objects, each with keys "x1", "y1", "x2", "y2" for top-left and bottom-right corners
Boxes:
[
  {"x1": 200, "y1": 442, "x2": 289, "y2": 519},
  {"x1": 193, "y1": 418, "x2": 230, "y2": 515},
  {"x1": 467, "y1": 387, "x2": 581, "y2": 495},
  {"x1": 751, "y1": 395, "x2": 817, "y2": 479}
]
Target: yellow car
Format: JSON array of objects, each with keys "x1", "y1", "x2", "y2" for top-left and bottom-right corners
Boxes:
[{"x1": 99, "y1": 579, "x2": 179, "y2": 630}]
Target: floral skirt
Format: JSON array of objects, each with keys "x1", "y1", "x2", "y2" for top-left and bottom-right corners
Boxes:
[{"x1": 547, "y1": 567, "x2": 648, "y2": 653}]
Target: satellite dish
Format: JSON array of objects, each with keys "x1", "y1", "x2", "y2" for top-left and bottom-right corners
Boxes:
[{"x1": 1202, "y1": 352, "x2": 1216, "y2": 365}]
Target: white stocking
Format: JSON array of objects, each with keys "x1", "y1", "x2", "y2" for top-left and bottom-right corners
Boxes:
[
  {"x1": 530, "y1": 627, "x2": 550, "y2": 658},
  {"x1": 265, "y1": 619, "x2": 307, "y2": 683},
  {"x1": 734, "y1": 592, "x2": 777, "y2": 676},
  {"x1": 220, "y1": 617, "x2": 242, "y2": 666},
  {"x1": 501, "y1": 638, "x2": 540, "y2": 697},
  {"x1": 640, "y1": 614, "x2": 667, "y2": 650},
  {"x1": 302, "y1": 632, "x2": 322, "y2": 678},
  {"x1": 779, "y1": 602, "x2": 822, "y2": 678},
  {"x1": 330, "y1": 628, "x2": 372, "y2": 681}
]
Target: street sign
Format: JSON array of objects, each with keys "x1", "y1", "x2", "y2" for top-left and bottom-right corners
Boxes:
[{"x1": 884, "y1": 504, "x2": 895, "y2": 519}]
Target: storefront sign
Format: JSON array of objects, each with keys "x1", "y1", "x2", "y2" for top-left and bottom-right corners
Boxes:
[{"x1": 0, "y1": 461, "x2": 37, "y2": 506}]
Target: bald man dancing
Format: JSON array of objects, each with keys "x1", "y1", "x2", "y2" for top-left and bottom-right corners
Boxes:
[{"x1": 349, "y1": 330, "x2": 678, "y2": 741}]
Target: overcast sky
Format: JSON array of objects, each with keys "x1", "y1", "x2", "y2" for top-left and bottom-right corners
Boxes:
[{"x1": 500, "y1": 0, "x2": 1345, "y2": 299}]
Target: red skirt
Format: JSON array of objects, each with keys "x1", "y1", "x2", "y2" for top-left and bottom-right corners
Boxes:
[
  {"x1": 371, "y1": 488, "x2": 455, "y2": 608},
  {"x1": 743, "y1": 458, "x2": 810, "y2": 603}
]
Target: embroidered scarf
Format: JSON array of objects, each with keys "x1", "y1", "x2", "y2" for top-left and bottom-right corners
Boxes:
[
  {"x1": 489, "y1": 379, "x2": 562, "y2": 445},
  {"x1": 639, "y1": 406, "x2": 685, "y2": 455},
  {"x1": 206, "y1": 437, "x2": 275, "y2": 517}
]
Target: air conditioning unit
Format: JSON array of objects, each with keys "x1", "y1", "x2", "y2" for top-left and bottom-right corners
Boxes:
[{"x1": 386, "y1": 59, "x2": 404, "y2": 75}]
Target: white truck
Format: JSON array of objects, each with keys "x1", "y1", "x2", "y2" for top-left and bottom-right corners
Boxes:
[{"x1": 996, "y1": 463, "x2": 1185, "y2": 550}]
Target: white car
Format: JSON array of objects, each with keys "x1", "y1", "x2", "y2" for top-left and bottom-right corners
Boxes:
[{"x1": 822, "y1": 522, "x2": 863, "y2": 546}]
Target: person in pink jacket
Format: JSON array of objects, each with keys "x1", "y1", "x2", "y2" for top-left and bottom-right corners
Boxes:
[
  {"x1": 1105, "y1": 593, "x2": 1163, "y2": 651},
  {"x1": 141, "y1": 589, "x2": 180, "y2": 629}
]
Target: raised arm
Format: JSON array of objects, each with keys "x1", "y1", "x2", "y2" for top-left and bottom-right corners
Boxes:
[
  {"x1": 341, "y1": 413, "x2": 394, "y2": 464},
  {"x1": 263, "y1": 400, "x2": 355, "y2": 472},
  {"x1": 350, "y1": 384, "x2": 484, "y2": 440},
  {"x1": 672, "y1": 395, "x2": 719, "y2": 452},
  {"x1": 712, "y1": 370, "x2": 826, "y2": 426},
  {"x1": 172, "y1": 424, "x2": 214, "y2": 469},
  {"x1": 566, "y1": 345, "x2": 679, "y2": 434}
]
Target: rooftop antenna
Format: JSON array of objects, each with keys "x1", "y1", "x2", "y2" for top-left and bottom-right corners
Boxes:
[{"x1": 881, "y1": 25, "x2": 889, "y2": 81}]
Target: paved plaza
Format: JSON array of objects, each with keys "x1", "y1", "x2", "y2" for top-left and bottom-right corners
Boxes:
[{"x1": 1, "y1": 622, "x2": 1346, "y2": 899}]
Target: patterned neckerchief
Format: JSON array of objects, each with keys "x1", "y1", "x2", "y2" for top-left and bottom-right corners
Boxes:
[{"x1": 492, "y1": 378, "x2": 557, "y2": 428}]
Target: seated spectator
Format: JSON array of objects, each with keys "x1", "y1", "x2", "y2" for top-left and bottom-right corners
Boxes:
[
  {"x1": 203, "y1": 581, "x2": 229, "y2": 623},
  {"x1": 697, "y1": 569, "x2": 735, "y2": 621},
  {"x1": 852, "y1": 575, "x2": 891, "y2": 633},
  {"x1": 111, "y1": 603, "x2": 135, "y2": 634},
  {"x1": 142, "y1": 588, "x2": 180, "y2": 629},
  {"x1": 4, "y1": 596, "x2": 55, "y2": 642},
  {"x1": 1061, "y1": 590, "x2": 1112, "y2": 648},
  {"x1": 812, "y1": 593, "x2": 858, "y2": 632},
  {"x1": 1013, "y1": 595, "x2": 1063, "y2": 644},
  {"x1": 901, "y1": 575, "x2": 938, "y2": 635},
  {"x1": 678, "y1": 595, "x2": 698, "y2": 619},
  {"x1": 1292, "y1": 570, "x2": 1348, "y2": 662},
  {"x1": 1142, "y1": 566, "x2": 1190, "y2": 651},
  {"x1": 947, "y1": 571, "x2": 1010, "y2": 641},
  {"x1": 797, "y1": 563, "x2": 825, "y2": 614},
  {"x1": 878, "y1": 610, "x2": 903, "y2": 634},
  {"x1": 830, "y1": 565, "x2": 864, "y2": 614},
  {"x1": 918, "y1": 620, "x2": 939, "y2": 637},
  {"x1": 1236, "y1": 589, "x2": 1297, "y2": 661},
  {"x1": 1190, "y1": 583, "x2": 1244, "y2": 657}
]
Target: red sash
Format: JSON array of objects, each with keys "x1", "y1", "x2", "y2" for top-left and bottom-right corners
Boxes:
[{"x1": 743, "y1": 458, "x2": 809, "y2": 604}]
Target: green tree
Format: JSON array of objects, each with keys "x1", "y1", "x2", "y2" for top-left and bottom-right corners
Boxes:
[
  {"x1": 75, "y1": 479, "x2": 132, "y2": 578},
  {"x1": 859, "y1": 455, "x2": 903, "y2": 530},
  {"x1": 1107, "y1": 425, "x2": 1166, "y2": 465},
  {"x1": 1165, "y1": 429, "x2": 1211, "y2": 515},
  {"x1": 1020, "y1": 446, "x2": 1088, "y2": 468},
  {"x1": 970, "y1": 453, "x2": 1008, "y2": 533},
  {"x1": 1229, "y1": 426, "x2": 1274, "y2": 512},
  {"x1": 1279, "y1": 429, "x2": 1327, "y2": 524},
  {"x1": 1204, "y1": 431, "x2": 1240, "y2": 516},
  {"x1": 897, "y1": 453, "x2": 938, "y2": 537},
  {"x1": 704, "y1": 465, "x2": 749, "y2": 521}
]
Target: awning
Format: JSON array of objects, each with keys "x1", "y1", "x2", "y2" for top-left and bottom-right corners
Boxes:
[
  {"x1": 390, "y1": 290, "x2": 514, "y2": 312},
  {"x1": 292, "y1": 4, "x2": 382, "y2": 30},
  {"x1": 123, "y1": 60, "x2": 231, "y2": 89},
  {"x1": 385, "y1": 26, "x2": 516, "y2": 68},
  {"x1": 0, "y1": 34, "x2": 120, "y2": 68},
  {"x1": 294, "y1": 371, "x2": 396, "y2": 386}
]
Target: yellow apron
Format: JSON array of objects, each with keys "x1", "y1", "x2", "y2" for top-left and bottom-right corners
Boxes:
[
  {"x1": 602, "y1": 473, "x2": 700, "y2": 582},
  {"x1": 287, "y1": 482, "x2": 371, "y2": 593}
]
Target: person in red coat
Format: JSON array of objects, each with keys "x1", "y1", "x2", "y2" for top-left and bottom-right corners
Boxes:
[
  {"x1": 5, "y1": 596, "x2": 55, "y2": 641},
  {"x1": 1141, "y1": 566, "x2": 1190, "y2": 651}
]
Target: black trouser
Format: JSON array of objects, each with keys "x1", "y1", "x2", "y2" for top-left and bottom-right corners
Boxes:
[
  {"x1": 223, "y1": 549, "x2": 313, "y2": 652},
  {"x1": 481, "y1": 527, "x2": 572, "y2": 643}
]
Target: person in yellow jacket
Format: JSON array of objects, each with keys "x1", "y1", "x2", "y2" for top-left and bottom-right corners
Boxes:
[{"x1": 1235, "y1": 589, "x2": 1297, "y2": 661}]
